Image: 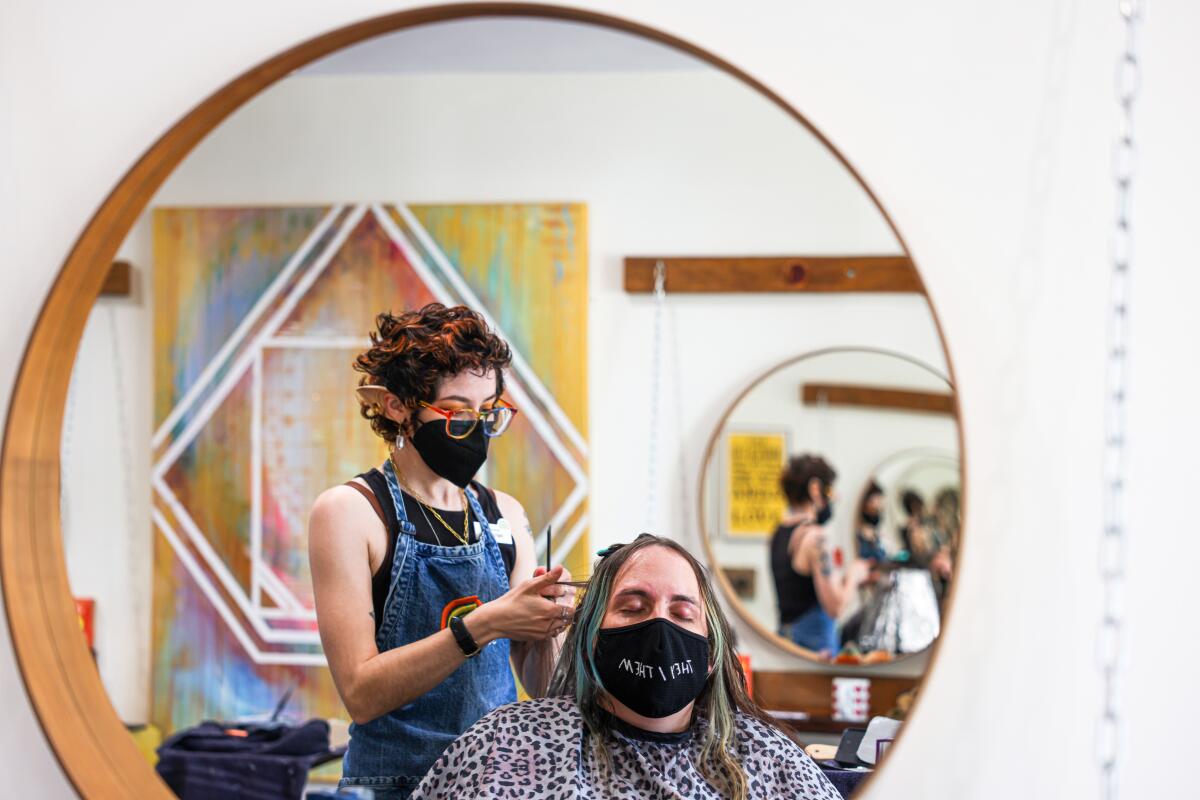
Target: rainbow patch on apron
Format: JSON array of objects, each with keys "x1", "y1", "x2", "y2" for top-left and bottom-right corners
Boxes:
[{"x1": 440, "y1": 595, "x2": 482, "y2": 629}]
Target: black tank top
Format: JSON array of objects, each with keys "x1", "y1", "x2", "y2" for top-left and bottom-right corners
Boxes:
[
  {"x1": 347, "y1": 468, "x2": 516, "y2": 633},
  {"x1": 770, "y1": 522, "x2": 820, "y2": 624}
]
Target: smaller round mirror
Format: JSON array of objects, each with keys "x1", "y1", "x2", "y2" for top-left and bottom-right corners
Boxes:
[{"x1": 699, "y1": 347, "x2": 962, "y2": 666}]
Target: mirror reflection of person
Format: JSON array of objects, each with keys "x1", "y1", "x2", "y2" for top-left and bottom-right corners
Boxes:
[
  {"x1": 900, "y1": 489, "x2": 953, "y2": 591},
  {"x1": 840, "y1": 481, "x2": 888, "y2": 648},
  {"x1": 856, "y1": 481, "x2": 888, "y2": 564},
  {"x1": 308, "y1": 304, "x2": 575, "y2": 799},
  {"x1": 769, "y1": 455, "x2": 869, "y2": 657},
  {"x1": 411, "y1": 534, "x2": 842, "y2": 800},
  {"x1": 933, "y1": 486, "x2": 962, "y2": 557}
]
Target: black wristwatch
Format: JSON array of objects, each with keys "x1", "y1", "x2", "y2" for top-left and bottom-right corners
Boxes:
[{"x1": 448, "y1": 614, "x2": 481, "y2": 658}]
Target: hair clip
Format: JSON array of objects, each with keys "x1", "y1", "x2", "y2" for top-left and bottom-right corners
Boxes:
[{"x1": 595, "y1": 543, "x2": 625, "y2": 560}]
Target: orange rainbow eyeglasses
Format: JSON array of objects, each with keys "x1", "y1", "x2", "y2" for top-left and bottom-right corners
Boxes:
[{"x1": 417, "y1": 398, "x2": 519, "y2": 440}]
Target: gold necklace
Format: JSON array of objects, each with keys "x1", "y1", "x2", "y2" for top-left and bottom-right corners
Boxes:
[{"x1": 390, "y1": 453, "x2": 471, "y2": 546}]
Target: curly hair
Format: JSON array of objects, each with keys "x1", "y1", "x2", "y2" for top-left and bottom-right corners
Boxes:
[
  {"x1": 353, "y1": 304, "x2": 513, "y2": 443},
  {"x1": 780, "y1": 454, "x2": 837, "y2": 508}
]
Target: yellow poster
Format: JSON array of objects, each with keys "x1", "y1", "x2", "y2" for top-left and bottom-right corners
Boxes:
[{"x1": 726, "y1": 432, "x2": 787, "y2": 536}]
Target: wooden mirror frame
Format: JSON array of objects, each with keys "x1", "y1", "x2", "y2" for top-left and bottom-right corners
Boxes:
[
  {"x1": 696, "y1": 347, "x2": 964, "y2": 666},
  {"x1": 0, "y1": 3, "x2": 960, "y2": 796}
]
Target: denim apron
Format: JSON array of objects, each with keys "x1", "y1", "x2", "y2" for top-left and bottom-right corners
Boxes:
[
  {"x1": 338, "y1": 459, "x2": 517, "y2": 799},
  {"x1": 782, "y1": 604, "x2": 839, "y2": 654}
]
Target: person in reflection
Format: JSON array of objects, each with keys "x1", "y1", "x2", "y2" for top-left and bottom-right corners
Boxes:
[
  {"x1": 308, "y1": 304, "x2": 574, "y2": 799},
  {"x1": 840, "y1": 481, "x2": 889, "y2": 647},
  {"x1": 900, "y1": 489, "x2": 953, "y2": 597},
  {"x1": 933, "y1": 486, "x2": 962, "y2": 564},
  {"x1": 410, "y1": 534, "x2": 841, "y2": 800},
  {"x1": 769, "y1": 455, "x2": 869, "y2": 656},
  {"x1": 855, "y1": 481, "x2": 889, "y2": 563}
]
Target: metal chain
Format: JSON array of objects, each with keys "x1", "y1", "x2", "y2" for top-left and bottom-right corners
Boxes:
[
  {"x1": 668, "y1": 300, "x2": 692, "y2": 547},
  {"x1": 645, "y1": 260, "x2": 666, "y2": 529},
  {"x1": 1099, "y1": 2, "x2": 1141, "y2": 797},
  {"x1": 106, "y1": 304, "x2": 140, "y2": 578},
  {"x1": 60, "y1": 342, "x2": 82, "y2": 551}
]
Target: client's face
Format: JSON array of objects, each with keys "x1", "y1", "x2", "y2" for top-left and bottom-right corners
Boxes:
[{"x1": 602, "y1": 546, "x2": 707, "y2": 638}]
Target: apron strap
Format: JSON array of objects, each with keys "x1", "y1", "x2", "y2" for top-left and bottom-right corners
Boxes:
[{"x1": 343, "y1": 480, "x2": 386, "y2": 526}]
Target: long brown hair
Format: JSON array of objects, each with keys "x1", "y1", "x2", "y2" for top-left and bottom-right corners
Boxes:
[{"x1": 549, "y1": 534, "x2": 796, "y2": 799}]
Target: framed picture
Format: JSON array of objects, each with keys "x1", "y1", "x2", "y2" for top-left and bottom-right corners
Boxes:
[
  {"x1": 721, "y1": 429, "x2": 789, "y2": 538},
  {"x1": 721, "y1": 567, "x2": 758, "y2": 599}
]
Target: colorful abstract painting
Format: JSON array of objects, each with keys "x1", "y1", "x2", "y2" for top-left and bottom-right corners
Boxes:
[{"x1": 151, "y1": 204, "x2": 589, "y2": 744}]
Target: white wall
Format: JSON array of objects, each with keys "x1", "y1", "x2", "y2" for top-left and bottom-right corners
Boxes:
[{"x1": 3, "y1": 2, "x2": 1198, "y2": 799}]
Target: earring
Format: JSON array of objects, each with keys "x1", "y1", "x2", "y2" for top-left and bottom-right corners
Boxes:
[{"x1": 394, "y1": 434, "x2": 405, "y2": 451}]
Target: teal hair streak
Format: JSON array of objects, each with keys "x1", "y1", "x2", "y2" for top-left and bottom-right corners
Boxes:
[{"x1": 571, "y1": 563, "x2": 615, "y2": 713}]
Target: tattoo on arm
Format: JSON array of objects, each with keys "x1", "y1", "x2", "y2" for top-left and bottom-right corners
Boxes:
[{"x1": 819, "y1": 548, "x2": 833, "y2": 578}]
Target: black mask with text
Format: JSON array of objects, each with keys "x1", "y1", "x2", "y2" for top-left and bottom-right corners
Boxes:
[
  {"x1": 593, "y1": 617, "x2": 710, "y2": 718},
  {"x1": 410, "y1": 419, "x2": 489, "y2": 489},
  {"x1": 861, "y1": 511, "x2": 881, "y2": 527},
  {"x1": 816, "y1": 500, "x2": 834, "y2": 525}
]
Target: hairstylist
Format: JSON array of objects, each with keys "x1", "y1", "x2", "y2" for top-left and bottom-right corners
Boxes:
[
  {"x1": 769, "y1": 455, "x2": 869, "y2": 656},
  {"x1": 309, "y1": 304, "x2": 574, "y2": 799}
]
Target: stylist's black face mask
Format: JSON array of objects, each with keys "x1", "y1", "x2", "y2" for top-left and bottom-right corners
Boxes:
[
  {"x1": 593, "y1": 617, "x2": 710, "y2": 718},
  {"x1": 817, "y1": 499, "x2": 834, "y2": 525},
  {"x1": 411, "y1": 419, "x2": 489, "y2": 488}
]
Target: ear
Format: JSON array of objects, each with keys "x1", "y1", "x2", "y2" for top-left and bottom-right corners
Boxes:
[
  {"x1": 355, "y1": 384, "x2": 391, "y2": 408},
  {"x1": 356, "y1": 385, "x2": 410, "y2": 429}
]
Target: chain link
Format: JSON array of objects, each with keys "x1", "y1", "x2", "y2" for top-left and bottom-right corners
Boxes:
[
  {"x1": 1099, "y1": 2, "x2": 1141, "y2": 797},
  {"x1": 106, "y1": 305, "x2": 141, "y2": 577},
  {"x1": 645, "y1": 260, "x2": 666, "y2": 528},
  {"x1": 60, "y1": 341, "x2": 82, "y2": 551}
]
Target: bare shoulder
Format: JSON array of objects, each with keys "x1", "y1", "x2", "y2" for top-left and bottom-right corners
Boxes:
[
  {"x1": 790, "y1": 524, "x2": 825, "y2": 552},
  {"x1": 311, "y1": 483, "x2": 372, "y2": 521},
  {"x1": 489, "y1": 488, "x2": 527, "y2": 523},
  {"x1": 308, "y1": 484, "x2": 380, "y2": 554},
  {"x1": 804, "y1": 528, "x2": 828, "y2": 552},
  {"x1": 487, "y1": 488, "x2": 535, "y2": 582}
]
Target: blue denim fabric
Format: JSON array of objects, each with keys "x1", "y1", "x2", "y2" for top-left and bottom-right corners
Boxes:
[
  {"x1": 855, "y1": 532, "x2": 888, "y2": 563},
  {"x1": 782, "y1": 604, "x2": 839, "y2": 654},
  {"x1": 337, "y1": 460, "x2": 516, "y2": 799}
]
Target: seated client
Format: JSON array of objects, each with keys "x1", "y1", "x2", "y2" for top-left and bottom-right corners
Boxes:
[{"x1": 411, "y1": 533, "x2": 840, "y2": 799}]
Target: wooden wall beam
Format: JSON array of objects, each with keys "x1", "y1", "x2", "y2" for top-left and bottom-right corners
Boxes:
[
  {"x1": 624, "y1": 255, "x2": 922, "y2": 294},
  {"x1": 802, "y1": 382, "x2": 956, "y2": 415}
]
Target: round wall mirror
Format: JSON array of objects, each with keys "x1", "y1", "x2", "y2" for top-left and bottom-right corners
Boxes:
[
  {"x1": 700, "y1": 348, "x2": 961, "y2": 667},
  {"x1": 1, "y1": 5, "x2": 959, "y2": 798}
]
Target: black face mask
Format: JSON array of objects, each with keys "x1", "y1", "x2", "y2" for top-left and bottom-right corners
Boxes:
[
  {"x1": 410, "y1": 420, "x2": 489, "y2": 488},
  {"x1": 862, "y1": 511, "x2": 881, "y2": 527},
  {"x1": 816, "y1": 501, "x2": 834, "y2": 525},
  {"x1": 593, "y1": 618, "x2": 710, "y2": 719}
]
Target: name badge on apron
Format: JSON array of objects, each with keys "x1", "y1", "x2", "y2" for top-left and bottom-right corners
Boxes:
[{"x1": 478, "y1": 517, "x2": 514, "y2": 545}]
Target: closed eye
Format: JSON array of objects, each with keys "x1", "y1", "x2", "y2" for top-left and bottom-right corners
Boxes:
[{"x1": 671, "y1": 602, "x2": 698, "y2": 622}]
